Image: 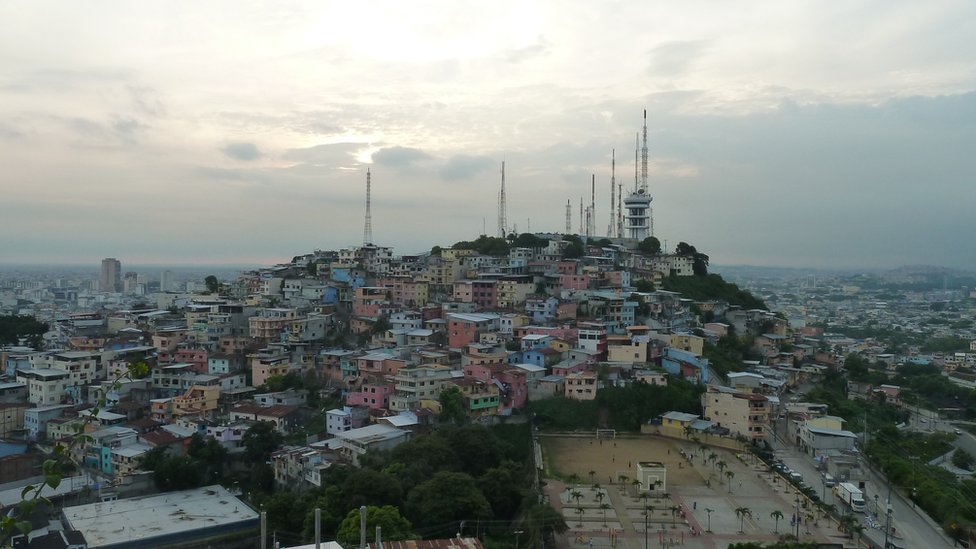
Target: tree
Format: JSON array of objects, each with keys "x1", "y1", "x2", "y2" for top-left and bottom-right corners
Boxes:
[
  {"x1": 599, "y1": 502, "x2": 612, "y2": 525},
  {"x1": 371, "y1": 316, "x2": 391, "y2": 336},
  {"x1": 952, "y1": 448, "x2": 974, "y2": 471},
  {"x1": 204, "y1": 275, "x2": 219, "y2": 294},
  {"x1": 187, "y1": 433, "x2": 227, "y2": 482},
  {"x1": 0, "y1": 314, "x2": 48, "y2": 349},
  {"x1": 735, "y1": 507, "x2": 752, "y2": 533},
  {"x1": 520, "y1": 503, "x2": 567, "y2": 548},
  {"x1": 243, "y1": 421, "x2": 284, "y2": 464},
  {"x1": 770, "y1": 510, "x2": 784, "y2": 534},
  {"x1": 633, "y1": 279, "x2": 655, "y2": 293},
  {"x1": 336, "y1": 506, "x2": 414, "y2": 546},
  {"x1": 674, "y1": 242, "x2": 709, "y2": 276},
  {"x1": 341, "y1": 469, "x2": 404, "y2": 509},
  {"x1": 478, "y1": 461, "x2": 528, "y2": 519},
  {"x1": 575, "y1": 506, "x2": 585, "y2": 527},
  {"x1": 725, "y1": 470, "x2": 735, "y2": 493},
  {"x1": 637, "y1": 236, "x2": 661, "y2": 255},
  {"x1": 438, "y1": 386, "x2": 467, "y2": 424},
  {"x1": 405, "y1": 472, "x2": 491, "y2": 530}
]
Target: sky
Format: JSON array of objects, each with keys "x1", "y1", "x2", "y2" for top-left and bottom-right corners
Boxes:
[{"x1": 1, "y1": 1, "x2": 975, "y2": 270}]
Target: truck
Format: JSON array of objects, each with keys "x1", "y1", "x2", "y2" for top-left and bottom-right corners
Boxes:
[{"x1": 834, "y1": 482, "x2": 865, "y2": 512}]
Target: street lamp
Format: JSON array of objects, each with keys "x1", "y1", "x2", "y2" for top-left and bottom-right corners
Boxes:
[
  {"x1": 794, "y1": 491, "x2": 802, "y2": 540},
  {"x1": 513, "y1": 530, "x2": 523, "y2": 549},
  {"x1": 704, "y1": 508, "x2": 714, "y2": 533}
]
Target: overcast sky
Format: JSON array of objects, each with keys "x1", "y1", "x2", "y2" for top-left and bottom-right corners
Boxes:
[{"x1": 2, "y1": 1, "x2": 975, "y2": 269}]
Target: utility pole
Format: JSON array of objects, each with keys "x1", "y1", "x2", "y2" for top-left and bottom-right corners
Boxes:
[{"x1": 883, "y1": 482, "x2": 894, "y2": 548}]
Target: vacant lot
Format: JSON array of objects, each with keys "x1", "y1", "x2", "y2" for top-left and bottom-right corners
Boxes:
[{"x1": 542, "y1": 435, "x2": 706, "y2": 488}]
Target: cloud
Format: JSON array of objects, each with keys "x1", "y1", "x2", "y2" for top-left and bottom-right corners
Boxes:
[
  {"x1": 371, "y1": 146, "x2": 431, "y2": 167},
  {"x1": 283, "y1": 142, "x2": 364, "y2": 167},
  {"x1": 646, "y1": 40, "x2": 708, "y2": 77},
  {"x1": 222, "y1": 142, "x2": 262, "y2": 161},
  {"x1": 439, "y1": 154, "x2": 495, "y2": 181}
]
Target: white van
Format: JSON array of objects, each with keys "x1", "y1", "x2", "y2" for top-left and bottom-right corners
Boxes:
[{"x1": 823, "y1": 473, "x2": 836, "y2": 487}]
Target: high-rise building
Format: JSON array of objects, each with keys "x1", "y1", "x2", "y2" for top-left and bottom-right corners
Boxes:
[
  {"x1": 123, "y1": 272, "x2": 138, "y2": 294},
  {"x1": 100, "y1": 258, "x2": 121, "y2": 293},
  {"x1": 160, "y1": 270, "x2": 174, "y2": 292}
]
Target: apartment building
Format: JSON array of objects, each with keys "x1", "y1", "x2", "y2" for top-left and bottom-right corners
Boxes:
[
  {"x1": 389, "y1": 365, "x2": 454, "y2": 411},
  {"x1": 701, "y1": 386, "x2": 770, "y2": 441}
]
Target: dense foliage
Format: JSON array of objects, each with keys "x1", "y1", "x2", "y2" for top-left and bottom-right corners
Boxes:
[
  {"x1": 240, "y1": 424, "x2": 559, "y2": 546},
  {"x1": 452, "y1": 236, "x2": 511, "y2": 256},
  {"x1": 661, "y1": 273, "x2": 767, "y2": 310},
  {"x1": 527, "y1": 377, "x2": 703, "y2": 432},
  {"x1": 702, "y1": 333, "x2": 757, "y2": 378},
  {"x1": 0, "y1": 314, "x2": 47, "y2": 349}
]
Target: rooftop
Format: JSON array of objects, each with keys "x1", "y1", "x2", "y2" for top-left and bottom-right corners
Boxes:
[{"x1": 62, "y1": 485, "x2": 258, "y2": 547}]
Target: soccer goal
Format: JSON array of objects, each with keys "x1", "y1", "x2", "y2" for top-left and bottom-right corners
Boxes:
[{"x1": 596, "y1": 428, "x2": 617, "y2": 440}]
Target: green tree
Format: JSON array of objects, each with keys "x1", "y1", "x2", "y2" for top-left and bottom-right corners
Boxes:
[
  {"x1": 187, "y1": 433, "x2": 227, "y2": 482},
  {"x1": 336, "y1": 505, "x2": 414, "y2": 546},
  {"x1": 405, "y1": 472, "x2": 492, "y2": 530},
  {"x1": 0, "y1": 314, "x2": 48, "y2": 349},
  {"x1": 342, "y1": 469, "x2": 404, "y2": 509},
  {"x1": 735, "y1": 506, "x2": 752, "y2": 533},
  {"x1": 478, "y1": 461, "x2": 529, "y2": 519},
  {"x1": 204, "y1": 275, "x2": 220, "y2": 294},
  {"x1": 438, "y1": 386, "x2": 467, "y2": 424},
  {"x1": 243, "y1": 421, "x2": 284, "y2": 464},
  {"x1": 770, "y1": 510, "x2": 784, "y2": 533},
  {"x1": 520, "y1": 503, "x2": 567, "y2": 549},
  {"x1": 952, "y1": 448, "x2": 974, "y2": 470},
  {"x1": 637, "y1": 236, "x2": 661, "y2": 255},
  {"x1": 633, "y1": 279, "x2": 655, "y2": 293}
]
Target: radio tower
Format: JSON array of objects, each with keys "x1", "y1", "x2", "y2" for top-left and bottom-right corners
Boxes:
[
  {"x1": 565, "y1": 199, "x2": 572, "y2": 233},
  {"x1": 363, "y1": 168, "x2": 372, "y2": 245},
  {"x1": 589, "y1": 174, "x2": 595, "y2": 238},
  {"x1": 609, "y1": 150, "x2": 615, "y2": 238},
  {"x1": 497, "y1": 161, "x2": 507, "y2": 238},
  {"x1": 641, "y1": 109, "x2": 654, "y2": 236}
]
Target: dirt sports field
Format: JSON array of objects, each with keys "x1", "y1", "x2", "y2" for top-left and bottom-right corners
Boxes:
[{"x1": 542, "y1": 434, "x2": 706, "y2": 487}]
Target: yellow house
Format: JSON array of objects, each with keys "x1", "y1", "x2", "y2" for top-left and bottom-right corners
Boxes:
[
  {"x1": 660, "y1": 411, "x2": 700, "y2": 438},
  {"x1": 670, "y1": 333, "x2": 704, "y2": 356}
]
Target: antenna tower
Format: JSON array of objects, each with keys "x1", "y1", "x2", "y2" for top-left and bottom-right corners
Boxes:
[
  {"x1": 617, "y1": 181, "x2": 623, "y2": 239},
  {"x1": 589, "y1": 174, "x2": 595, "y2": 238},
  {"x1": 579, "y1": 198, "x2": 583, "y2": 234},
  {"x1": 634, "y1": 133, "x2": 639, "y2": 192},
  {"x1": 363, "y1": 168, "x2": 372, "y2": 245},
  {"x1": 609, "y1": 150, "x2": 615, "y2": 238},
  {"x1": 498, "y1": 162, "x2": 507, "y2": 238},
  {"x1": 565, "y1": 199, "x2": 571, "y2": 233},
  {"x1": 641, "y1": 109, "x2": 649, "y2": 192}
]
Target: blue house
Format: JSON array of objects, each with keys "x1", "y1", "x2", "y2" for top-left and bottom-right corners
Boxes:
[{"x1": 661, "y1": 347, "x2": 710, "y2": 384}]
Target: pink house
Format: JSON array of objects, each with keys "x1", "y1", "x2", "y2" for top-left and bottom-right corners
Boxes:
[
  {"x1": 560, "y1": 274, "x2": 590, "y2": 291},
  {"x1": 498, "y1": 368, "x2": 527, "y2": 410},
  {"x1": 174, "y1": 348, "x2": 209, "y2": 374},
  {"x1": 346, "y1": 380, "x2": 395, "y2": 409}
]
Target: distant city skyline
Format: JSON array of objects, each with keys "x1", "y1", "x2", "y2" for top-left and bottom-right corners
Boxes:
[{"x1": 1, "y1": 2, "x2": 974, "y2": 269}]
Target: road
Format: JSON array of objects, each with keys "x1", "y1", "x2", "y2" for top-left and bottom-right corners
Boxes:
[{"x1": 771, "y1": 403, "x2": 955, "y2": 549}]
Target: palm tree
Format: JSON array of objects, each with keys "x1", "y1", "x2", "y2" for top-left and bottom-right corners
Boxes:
[
  {"x1": 599, "y1": 502, "x2": 612, "y2": 526},
  {"x1": 838, "y1": 515, "x2": 857, "y2": 539},
  {"x1": 669, "y1": 505, "x2": 680, "y2": 527},
  {"x1": 698, "y1": 444, "x2": 708, "y2": 464},
  {"x1": 617, "y1": 474, "x2": 629, "y2": 485},
  {"x1": 576, "y1": 506, "x2": 585, "y2": 527},
  {"x1": 735, "y1": 507, "x2": 752, "y2": 533},
  {"x1": 704, "y1": 508, "x2": 714, "y2": 533},
  {"x1": 725, "y1": 470, "x2": 735, "y2": 493},
  {"x1": 716, "y1": 459, "x2": 727, "y2": 475},
  {"x1": 850, "y1": 523, "x2": 866, "y2": 543},
  {"x1": 591, "y1": 482, "x2": 600, "y2": 493},
  {"x1": 770, "y1": 510, "x2": 784, "y2": 534},
  {"x1": 595, "y1": 491, "x2": 605, "y2": 505},
  {"x1": 631, "y1": 478, "x2": 642, "y2": 496},
  {"x1": 708, "y1": 452, "x2": 718, "y2": 469},
  {"x1": 567, "y1": 473, "x2": 580, "y2": 486},
  {"x1": 588, "y1": 470, "x2": 596, "y2": 483},
  {"x1": 571, "y1": 490, "x2": 583, "y2": 507},
  {"x1": 821, "y1": 503, "x2": 838, "y2": 518}
]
